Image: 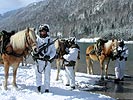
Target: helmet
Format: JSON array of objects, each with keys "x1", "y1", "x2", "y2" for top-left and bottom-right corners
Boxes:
[
  {"x1": 69, "y1": 37, "x2": 76, "y2": 44},
  {"x1": 39, "y1": 24, "x2": 49, "y2": 32},
  {"x1": 119, "y1": 39, "x2": 124, "y2": 47}
]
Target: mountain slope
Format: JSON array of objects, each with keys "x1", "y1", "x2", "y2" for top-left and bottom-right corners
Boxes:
[{"x1": 0, "y1": 0, "x2": 133, "y2": 40}]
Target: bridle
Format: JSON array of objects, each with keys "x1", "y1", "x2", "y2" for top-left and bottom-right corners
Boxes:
[
  {"x1": 109, "y1": 40, "x2": 119, "y2": 59},
  {"x1": 25, "y1": 30, "x2": 37, "y2": 53}
]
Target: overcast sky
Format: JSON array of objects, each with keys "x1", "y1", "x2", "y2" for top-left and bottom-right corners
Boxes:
[{"x1": 0, "y1": 0, "x2": 43, "y2": 14}]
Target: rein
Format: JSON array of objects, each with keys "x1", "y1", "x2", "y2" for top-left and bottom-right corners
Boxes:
[{"x1": 36, "y1": 60, "x2": 48, "y2": 74}]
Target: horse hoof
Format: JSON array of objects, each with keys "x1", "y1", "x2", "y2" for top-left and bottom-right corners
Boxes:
[
  {"x1": 13, "y1": 85, "x2": 18, "y2": 89},
  {"x1": 105, "y1": 77, "x2": 108, "y2": 79},
  {"x1": 56, "y1": 78, "x2": 59, "y2": 81},
  {"x1": 2, "y1": 81, "x2": 7, "y2": 90},
  {"x1": 3, "y1": 87, "x2": 8, "y2": 90},
  {"x1": 101, "y1": 77, "x2": 104, "y2": 81},
  {"x1": 12, "y1": 83, "x2": 18, "y2": 89},
  {"x1": 2, "y1": 85, "x2": 8, "y2": 90}
]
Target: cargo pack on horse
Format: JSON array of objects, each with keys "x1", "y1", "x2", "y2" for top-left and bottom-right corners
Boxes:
[
  {"x1": 86, "y1": 39, "x2": 118, "y2": 80},
  {"x1": 0, "y1": 28, "x2": 38, "y2": 90},
  {"x1": 54, "y1": 38, "x2": 80, "y2": 81}
]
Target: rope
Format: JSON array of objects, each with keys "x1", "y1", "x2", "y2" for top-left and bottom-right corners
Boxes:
[{"x1": 36, "y1": 60, "x2": 48, "y2": 74}]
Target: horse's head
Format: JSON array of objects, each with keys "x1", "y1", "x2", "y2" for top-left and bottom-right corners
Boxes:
[
  {"x1": 110, "y1": 39, "x2": 119, "y2": 59},
  {"x1": 54, "y1": 39, "x2": 66, "y2": 59},
  {"x1": 25, "y1": 27, "x2": 38, "y2": 54},
  {"x1": 66, "y1": 38, "x2": 76, "y2": 48}
]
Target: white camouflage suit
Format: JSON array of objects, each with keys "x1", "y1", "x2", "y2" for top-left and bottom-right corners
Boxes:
[
  {"x1": 115, "y1": 44, "x2": 129, "y2": 80},
  {"x1": 35, "y1": 35, "x2": 56, "y2": 90},
  {"x1": 63, "y1": 47, "x2": 79, "y2": 88}
]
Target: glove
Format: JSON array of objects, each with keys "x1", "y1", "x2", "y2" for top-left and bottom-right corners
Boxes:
[
  {"x1": 33, "y1": 53, "x2": 39, "y2": 60},
  {"x1": 43, "y1": 55, "x2": 50, "y2": 61},
  {"x1": 77, "y1": 55, "x2": 80, "y2": 59},
  {"x1": 119, "y1": 56, "x2": 124, "y2": 61},
  {"x1": 55, "y1": 54, "x2": 59, "y2": 59},
  {"x1": 65, "y1": 48, "x2": 69, "y2": 54},
  {"x1": 112, "y1": 56, "x2": 116, "y2": 61},
  {"x1": 125, "y1": 57, "x2": 127, "y2": 61}
]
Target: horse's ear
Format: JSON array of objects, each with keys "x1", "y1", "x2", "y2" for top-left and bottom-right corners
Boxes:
[
  {"x1": 26, "y1": 27, "x2": 30, "y2": 32},
  {"x1": 112, "y1": 39, "x2": 114, "y2": 42},
  {"x1": 33, "y1": 28, "x2": 36, "y2": 31}
]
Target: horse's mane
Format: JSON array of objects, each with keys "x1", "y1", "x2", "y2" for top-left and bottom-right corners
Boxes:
[
  {"x1": 104, "y1": 39, "x2": 118, "y2": 53},
  {"x1": 54, "y1": 39, "x2": 60, "y2": 49},
  {"x1": 54, "y1": 39, "x2": 65, "y2": 49},
  {"x1": 104, "y1": 40, "x2": 112, "y2": 49},
  {"x1": 28, "y1": 28, "x2": 36, "y2": 43},
  {"x1": 10, "y1": 29, "x2": 27, "y2": 49}
]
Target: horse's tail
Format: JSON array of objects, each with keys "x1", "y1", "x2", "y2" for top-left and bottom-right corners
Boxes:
[
  {"x1": 0, "y1": 54, "x2": 4, "y2": 64},
  {"x1": 86, "y1": 52, "x2": 91, "y2": 61},
  {"x1": 86, "y1": 46, "x2": 94, "y2": 74},
  {"x1": 86, "y1": 52, "x2": 93, "y2": 74},
  {"x1": 86, "y1": 53, "x2": 90, "y2": 60}
]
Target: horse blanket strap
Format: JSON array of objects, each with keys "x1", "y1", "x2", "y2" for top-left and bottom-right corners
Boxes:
[{"x1": 64, "y1": 60, "x2": 76, "y2": 66}]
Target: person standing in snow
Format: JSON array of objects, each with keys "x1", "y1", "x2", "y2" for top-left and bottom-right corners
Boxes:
[
  {"x1": 114, "y1": 39, "x2": 129, "y2": 83},
  {"x1": 34, "y1": 24, "x2": 56, "y2": 93},
  {"x1": 63, "y1": 43, "x2": 80, "y2": 89}
]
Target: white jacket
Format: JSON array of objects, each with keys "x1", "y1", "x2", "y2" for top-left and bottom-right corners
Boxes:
[
  {"x1": 117, "y1": 45, "x2": 128, "y2": 59},
  {"x1": 63, "y1": 48, "x2": 79, "y2": 62},
  {"x1": 36, "y1": 35, "x2": 56, "y2": 60}
]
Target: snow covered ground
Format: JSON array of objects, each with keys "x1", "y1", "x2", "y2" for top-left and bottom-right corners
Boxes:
[{"x1": 0, "y1": 63, "x2": 115, "y2": 100}]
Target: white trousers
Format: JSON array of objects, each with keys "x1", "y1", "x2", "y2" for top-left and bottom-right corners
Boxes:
[
  {"x1": 35, "y1": 60, "x2": 51, "y2": 90},
  {"x1": 115, "y1": 59, "x2": 125, "y2": 79},
  {"x1": 64, "y1": 66, "x2": 75, "y2": 87}
]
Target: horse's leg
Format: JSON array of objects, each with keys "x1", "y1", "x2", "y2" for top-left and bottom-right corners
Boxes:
[
  {"x1": 22, "y1": 59, "x2": 24, "y2": 66},
  {"x1": 86, "y1": 56, "x2": 90, "y2": 74},
  {"x1": 12, "y1": 64, "x2": 19, "y2": 88},
  {"x1": 100, "y1": 60, "x2": 104, "y2": 80},
  {"x1": 25, "y1": 58, "x2": 27, "y2": 66},
  {"x1": 56, "y1": 59, "x2": 60, "y2": 81},
  {"x1": 75, "y1": 52, "x2": 80, "y2": 75},
  {"x1": 90, "y1": 60, "x2": 94, "y2": 74},
  {"x1": 86, "y1": 56, "x2": 93, "y2": 74},
  {"x1": 3, "y1": 63, "x2": 9, "y2": 90},
  {"x1": 74, "y1": 59, "x2": 79, "y2": 75},
  {"x1": 105, "y1": 59, "x2": 110, "y2": 79}
]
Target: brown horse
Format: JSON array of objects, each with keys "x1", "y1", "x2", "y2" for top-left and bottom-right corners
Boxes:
[
  {"x1": 54, "y1": 38, "x2": 80, "y2": 81},
  {"x1": 86, "y1": 39, "x2": 118, "y2": 80},
  {"x1": 0, "y1": 28, "x2": 37, "y2": 90}
]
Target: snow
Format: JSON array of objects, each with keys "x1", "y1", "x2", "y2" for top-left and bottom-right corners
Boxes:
[
  {"x1": 77, "y1": 37, "x2": 100, "y2": 43},
  {"x1": 0, "y1": 63, "x2": 115, "y2": 100},
  {"x1": 77, "y1": 37, "x2": 133, "y2": 44}
]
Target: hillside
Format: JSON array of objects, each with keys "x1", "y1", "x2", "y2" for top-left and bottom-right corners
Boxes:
[{"x1": 0, "y1": 0, "x2": 133, "y2": 40}]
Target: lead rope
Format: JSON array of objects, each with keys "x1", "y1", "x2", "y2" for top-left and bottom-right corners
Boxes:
[{"x1": 36, "y1": 60, "x2": 48, "y2": 74}]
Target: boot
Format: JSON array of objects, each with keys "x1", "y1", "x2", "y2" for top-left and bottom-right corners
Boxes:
[
  {"x1": 37, "y1": 86, "x2": 41, "y2": 92},
  {"x1": 45, "y1": 89, "x2": 49, "y2": 93},
  {"x1": 71, "y1": 86, "x2": 75, "y2": 89}
]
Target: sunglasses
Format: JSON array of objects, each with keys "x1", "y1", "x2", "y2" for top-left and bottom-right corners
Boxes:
[{"x1": 39, "y1": 30, "x2": 46, "y2": 32}]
